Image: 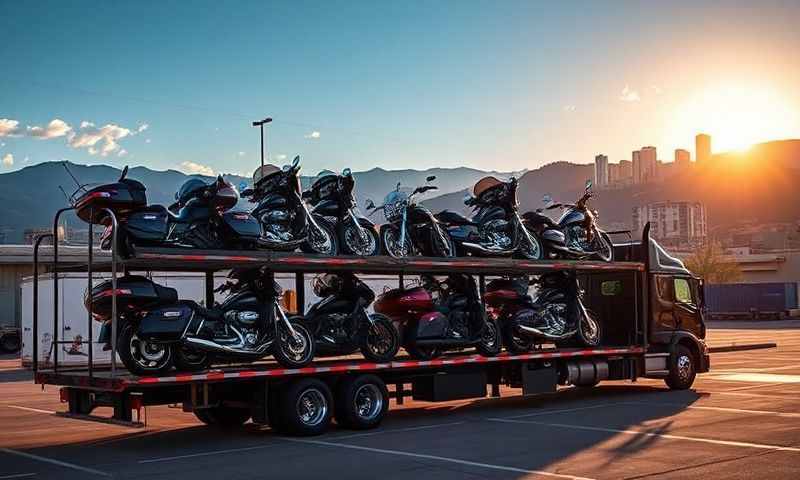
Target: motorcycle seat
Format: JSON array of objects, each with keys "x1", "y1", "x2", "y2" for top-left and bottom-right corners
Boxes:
[
  {"x1": 435, "y1": 210, "x2": 476, "y2": 226},
  {"x1": 154, "y1": 283, "x2": 179, "y2": 303},
  {"x1": 180, "y1": 300, "x2": 224, "y2": 321}
]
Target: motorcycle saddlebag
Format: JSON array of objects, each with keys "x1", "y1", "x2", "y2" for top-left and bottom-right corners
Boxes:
[
  {"x1": 138, "y1": 302, "x2": 194, "y2": 342},
  {"x1": 126, "y1": 206, "x2": 169, "y2": 242},
  {"x1": 416, "y1": 311, "x2": 448, "y2": 339},
  {"x1": 223, "y1": 211, "x2": 262, "y2": 240},
  {"x1": 75, "y1": 179, "x2": 147, "y2": 224}
]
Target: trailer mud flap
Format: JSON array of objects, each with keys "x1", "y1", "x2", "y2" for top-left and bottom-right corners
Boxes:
[{"x1": 413, "y1": 370, "x2": 486, "y2": 402}]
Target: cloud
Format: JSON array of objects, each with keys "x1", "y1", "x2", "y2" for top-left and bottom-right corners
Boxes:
[
  {"x1": 68, "y1": 123, "x2": 133, "y2": 156},
  {"x1": 304, "y1": 131, "x2": 321, "y2": 139},
  {"x1": 0, "y1": 119, "x2": 22, "y2": 137},
  {"x1": 2, "y1": 153, "x2": 13, "y2": 166},
  {"x1": 137, "y1": 123, "x2": 149, "y2": 133},
  {"x1": 180, "y1": 160, "x2": 214, "y2": 176},
  {"x1": 563, "y1": 105, "x2": 576, "y2": 112},
  {"x1": 619, "y1": 85, "x2": 640, "y2": 102},
  {"x1": 145, "y1": 138, "x2": 151, "y2": 144},
  {"x1": 28, "y1": 118, "x2": 73, "y2": 139},
  {"x1": 117, "y1": 149, "x2": 128, "y2": 157}
]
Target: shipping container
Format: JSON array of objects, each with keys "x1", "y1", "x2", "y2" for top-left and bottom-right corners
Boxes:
[{"x1": 704, "y1": 282, "x2": 798, "y2": 313}]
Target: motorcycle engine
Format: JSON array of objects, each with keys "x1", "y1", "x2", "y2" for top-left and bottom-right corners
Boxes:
[
  {"x1": 567, "y1": 225, "x2": 589, "y2": 250},
  {"x1": 260, "y1": 209, "x2": 296, "y2": 242},
  {"x1": 480, "y1": 219, "x2": 512, "y2": 250},
  {"x1": 540, "y1": 304, "x2": 567, "y2": 334},
  {"x1": 220, "y1": 310, "x2": 262, "y2": 347},
  {"x1": 320, "y1": 313, "x2": 350, "y2": 344}
]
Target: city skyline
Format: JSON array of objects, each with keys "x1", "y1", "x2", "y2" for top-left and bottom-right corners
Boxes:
[{"x1": 2, "y1": 1, "x2": 800, "y2": 177}]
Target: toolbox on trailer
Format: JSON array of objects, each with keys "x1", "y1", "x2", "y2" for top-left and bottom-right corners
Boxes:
[{"x1": 30, "y1": 215, "x2": 709, "y2": 436}]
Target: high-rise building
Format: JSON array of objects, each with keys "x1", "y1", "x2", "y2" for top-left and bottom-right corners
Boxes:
[
  {"x1": 674, "y1": 149, "x2": 690, "y2": 169},
  {"x1": 632, "y1": 201, "x2": 708, "y2": 247},
  {"x1": 608, "y1": 163, "x2": 619, "y2": 184},
  {"x1": 594, "y1": 154, "x2": 608, "y2": 186},
  {"x1": 618, "y1": 159, "x2": 633, "y2": 180},
  {"x1": 696, "y1": 133, "x2": 711, "y2": 163},
  {"x1": 640, "y1": 146, "x2": 657, "y2": 182},
  {"x1": 632, "y1": 150, "x2": 641, "y2": 183}
]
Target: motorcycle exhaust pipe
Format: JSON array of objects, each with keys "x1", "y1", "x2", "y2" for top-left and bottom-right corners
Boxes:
[
  {"x1": 517, "y1": 324, "x2": 577, "y2": 340},
  {"x1": 460, "y1": 242, "x2": 514, "y2": 256},
  {"x1": 562, "y1": 359, "x2": 609, "y2": 387},
  {"x1": 183, "y1": 336, "x2": 273, "y2": 357}
]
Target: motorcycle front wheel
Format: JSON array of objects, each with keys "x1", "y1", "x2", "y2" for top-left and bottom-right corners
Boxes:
[
  {"x1": 274, "y1": 321, "x2": 316, "y2": 368},
  {"x1": 593, "y1": 231, "x2": 614, "y2": 262},
  {"x1": 382, "y1": 226, "x2": 413, "y2": 258},
  {"x1": 359, "y1": 314, "x2": 400, "y2": 362},
  {"x1": 342, "y1": 219, "x2": 380, "y2": 256},
  {"x1": 516, "y1": 230, "x2": 545, "y2": 260},
  {"x1": 429, "y1": 225, "x2": 456, "y2": 258},
  {"x1": 301, "y1": 216, "x2": 338, "y2": 256},
  {"x1": 578, "y1": 309, "x2": 603, "y2": 347}
]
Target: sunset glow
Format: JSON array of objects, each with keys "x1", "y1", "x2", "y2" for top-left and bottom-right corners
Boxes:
[{"x1": 668, "y1": 85, "x2": 800, "y2": 153}]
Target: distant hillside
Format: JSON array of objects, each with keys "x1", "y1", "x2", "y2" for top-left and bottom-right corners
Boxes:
[{"x1": 0, "y1": 161, "x2": 523, "y2": 242}]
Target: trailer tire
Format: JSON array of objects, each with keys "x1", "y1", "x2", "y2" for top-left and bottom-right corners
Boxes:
[
  {"x1": 335, "y1": 374, "x2": 389, "y2": 430},
  {"x1": 666, "y1": 345, "x2": 696, "y2": 390},
  {"x1": 279, "y1": 378, "x2": 333, "y2": 436},
  {"x1": 194, "y1": 406, "x2": 251, "y2": 428}
]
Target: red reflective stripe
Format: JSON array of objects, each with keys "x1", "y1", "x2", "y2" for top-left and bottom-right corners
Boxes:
[{"x1": 238, "y1": 371, "x2": 258, "y2": 378}]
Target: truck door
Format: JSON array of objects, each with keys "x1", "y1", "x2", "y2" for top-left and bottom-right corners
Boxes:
[{"x1": 673, "y1": 276, "x2": 703, "y2": 337}]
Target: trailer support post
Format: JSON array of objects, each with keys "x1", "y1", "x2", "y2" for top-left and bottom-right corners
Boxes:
[
  {"x1": 205, "y1": 271, "x2": 214, "y2": 307},
  {"x1": 295, "y1": 272, "x2": 305, "y2": 315},
  {"x1": 87, "y1": 210, "x2": 94, "y2": 379}
]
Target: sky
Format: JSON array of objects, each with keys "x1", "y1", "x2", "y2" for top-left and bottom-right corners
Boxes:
[{"x1": 1, "y1": 0, "x2": 799, "y2": 177}]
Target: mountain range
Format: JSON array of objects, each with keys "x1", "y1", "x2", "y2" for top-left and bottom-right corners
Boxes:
[{"x1": 0, "y1": 139, "x2": 797, "y2": 243}]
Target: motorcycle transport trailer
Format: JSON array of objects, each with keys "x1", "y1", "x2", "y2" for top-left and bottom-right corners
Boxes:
[{"x1": 31, "y1": 220, "x2": 709, "y2": 436}]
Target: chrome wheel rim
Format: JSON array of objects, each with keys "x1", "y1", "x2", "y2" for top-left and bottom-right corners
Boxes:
[
  {"x1": 346, "y1": 224, "x2": 376, "y2": 256},
  {"x1": 521, "y1": 234, "x2": 542, "y2": 259},
  {"x1": 354, "y1": 384, "x2": 383, "y2": 421},
  {"x1": 130, "y1": 332, "x2": 170, "y2": 369},
  {"x1": 367, "y1": 322, "x2": 394, "y2": 356},
  {"x1": 383, "y1": 229, "x2": 409, "y2": 258},
  {"x1": 581, "y1": 313, "x2": 600, "y2": 345},
  {"x1": 280, "y1": 325, "x2": 310, "y2": 363},
  {"x1": 296, "y1": 388, "x2": 327, "y2": 426},
  {"x1": 310, "y1": 226, "x2": 334, "y2": 254},
  {"x1": 594, "y1": 234, "x2": 613, "y2": 261},
  {"x1": 677, "y1": 354, "x2": 692, "y2": 381}
]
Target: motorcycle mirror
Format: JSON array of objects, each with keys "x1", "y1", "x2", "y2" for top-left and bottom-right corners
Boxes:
[
  {"x1": 119, "y1": 165, "x2": 128, "y2": 181},
  {"x1": 282, "y1": 164, "x2": 291, "y2": 172},
  {"x1": 365, "y1": 198, "x2": 375, "y2": 210},
  {"x1": 342, "y1": 167, "x2": 351, "y2": 176},
  {"x1": 585, "y1": 179, "x2": 593, "y2": 190},
  {"x1": 395, "y1": 182, "x2": 401, "y2": 191},
  {"x1": 292, "y1": 155, "x2": 300, "y2": 168},
  {"x1": 426, "y1": 175, "x2": 436, "y2": 182}
]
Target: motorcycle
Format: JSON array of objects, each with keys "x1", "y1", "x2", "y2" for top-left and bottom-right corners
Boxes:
[
  {"x1": 290, "y1": 272, "x2": 400, "y2": 361},
  {"x1": 242, "y1": 156, "x2": 338, "y2": 255},
  {"x1": 303, "y1": 168, "x2": 380, "y2": 256},
  {"x1": 364, "y1": 176, "x2": 455, "y2": 258},
  {"x1": 72, "y1": 165, "x2": 263, "y2": 255},
  {"x1": 436, "y1": 176, "x2": 544, "y2": 260},
  {"x1": 86, "y1": 267, "x2": 315, "y2": 375},
  {"x1": 522, "y1": 180, "x2": 614, "y2": 261},
  {"x1": 484, "y1": 272, "x2": 602, "y2": 353},
  {"x1": 374, "y1": 274, "x2": 502, "y2": 360}
]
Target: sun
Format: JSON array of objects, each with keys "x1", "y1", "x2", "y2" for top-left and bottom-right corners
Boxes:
[{"x1": 667, "y1": 85, "x2": 799, "y2": 153}]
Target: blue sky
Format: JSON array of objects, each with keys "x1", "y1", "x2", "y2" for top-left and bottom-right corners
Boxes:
[{"x1": 1, "y1": 0, "x2": 799, "y2": 176}]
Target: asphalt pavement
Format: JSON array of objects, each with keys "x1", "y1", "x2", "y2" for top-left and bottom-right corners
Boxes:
[{"x1": 1, "y1": 321, "x2": 799, "y2": 480}]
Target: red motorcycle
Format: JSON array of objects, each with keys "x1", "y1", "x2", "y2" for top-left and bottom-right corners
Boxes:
[{"x1": 373, "y1": 274, "x2": 501, "y2": 360}]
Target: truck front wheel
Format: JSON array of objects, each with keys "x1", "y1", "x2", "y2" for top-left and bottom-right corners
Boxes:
[{"x1": 665, "y1": 345, "x2": 696, "y2": 390}]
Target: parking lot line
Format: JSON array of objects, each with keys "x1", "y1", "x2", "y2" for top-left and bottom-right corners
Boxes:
[
  {"x1": 287, "y1": 438, "x2": 596, "y2": 480},
  {"x1": 5, "y1": 405, "x2": 55, "y2": 415},
  {"x1": 138, "y1": 443, "x2": 280, "y2": 464},
  {"x1": 618, "y1": 401, "x2": 800, "y2": 418},
  {"x1": 0, "y1": 448, "x2": 110, "y2": 477},
  {"x1": 488, "y1": 418, "x2": 800, "y2": 453},
  {"x1": 504, "y1": 403, "x2": 620, "y2": 420}
]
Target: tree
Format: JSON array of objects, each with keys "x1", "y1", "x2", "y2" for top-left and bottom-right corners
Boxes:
[{"x1": 684, "y1": 241, "x2": 742, "y2": 284}]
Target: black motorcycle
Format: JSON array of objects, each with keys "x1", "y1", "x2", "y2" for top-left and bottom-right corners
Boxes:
[
  {"x1": 72, "y1": 165, "x2": 263, "y2": 256},
  {"x1": 436, "y1": 176, "x2": 544, "y2": 259},
  {"x1": 87, "y1": 267, "x2": 315, "y2": 375},
  {"x1": 522, "y1": 180, "x2": 613, "y2": 261},
  {"x1": 484, "y1": 272, "x2": 602, "y2": 353},
  {"x1": 374, "y1": 274, "x2": 502, "y2": 360},
  {"x1": 303, "y1": 168, "x2": 380, "y2": 256},
  {"x1": 365, "y1": 176, "x2": 454, "y2": 258},
  {"x1": 291, "y1": 273, "x2": 400, "y2": 361},
  {"x1": 242, "y1": 156, "x2": 337, "y2": 255}
]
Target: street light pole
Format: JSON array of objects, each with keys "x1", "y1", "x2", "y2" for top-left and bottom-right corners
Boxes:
[{"x1": 251, "y1": 117, "x2": 273, "y2": 169}]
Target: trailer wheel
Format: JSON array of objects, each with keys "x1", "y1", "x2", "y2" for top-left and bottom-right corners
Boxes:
[
  {"x1": 665, "y1": 345, "x2": 696, "y2": 390},
  {"x1": 0, "y1": 332, "x2": 21, "y2": 353},
  {"x1": 194, "y1": 405, "x2": 251, "y2": 428},
  {"x1": 335, "y1": 374, "x2": 389, "y2": 430},
  {"x1": 279, "y1": 378, "x2": 333, "y2": 436}
]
